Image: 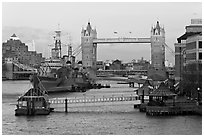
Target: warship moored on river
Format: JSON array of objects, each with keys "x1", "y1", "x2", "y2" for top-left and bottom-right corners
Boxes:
[
  {"x1": 31, "y1": 64, "x2": 95, "y2": 93},
  {"x1": 31, "y1": 25, "x2": 96, "y2": 93}
]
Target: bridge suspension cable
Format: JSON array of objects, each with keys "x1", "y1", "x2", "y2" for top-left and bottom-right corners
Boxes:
[
  {"x1": 72, "y1": 44, "x2": 82, "y2": 57},
  {"x1": 164, "y1": 43, "x2": 175, "y2": 57}
]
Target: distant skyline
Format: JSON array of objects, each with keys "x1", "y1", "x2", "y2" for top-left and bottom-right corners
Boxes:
[{"x1": 2, "y1": 2, "x2": 202, "y2": 65}]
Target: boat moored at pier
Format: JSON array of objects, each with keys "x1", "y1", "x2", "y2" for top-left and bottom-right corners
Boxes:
[{"x1": 15, "y1": 88, "x2": 52, "y2": 116}]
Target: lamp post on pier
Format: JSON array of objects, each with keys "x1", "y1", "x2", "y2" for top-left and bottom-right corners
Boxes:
[{"x1": 197, "y1": 87, "x2": 200, "y2": 102}]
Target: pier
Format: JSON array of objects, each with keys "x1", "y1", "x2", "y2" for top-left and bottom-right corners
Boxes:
[
  {"x1": 136, "y1": 82, "x2": 202, "y2": 116},
  {"x1": 146, "y1": 102, "x2": 198, "y2": 116},
  {"x1": 138, "y1": 100, "x2": 200, "y2": 116}
]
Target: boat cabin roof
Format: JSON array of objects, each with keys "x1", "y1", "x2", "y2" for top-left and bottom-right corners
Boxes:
[{"x1": 17, "y1": 88, "x2": 48, "y2": 101}]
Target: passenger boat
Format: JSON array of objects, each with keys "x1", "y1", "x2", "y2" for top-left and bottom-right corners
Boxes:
[{"x1": 15, "y1": 88, "x2": 52, "y2": 116}]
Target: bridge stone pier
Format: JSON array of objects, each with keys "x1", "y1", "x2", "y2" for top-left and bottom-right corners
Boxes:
[{"x1": 81, "y1": 21, "x2": 167, "y2": 81}]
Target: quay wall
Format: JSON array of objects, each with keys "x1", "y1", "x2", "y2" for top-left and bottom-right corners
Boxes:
[{"x1": 145, "y1": 103, "x2": 201, "y2": 116}]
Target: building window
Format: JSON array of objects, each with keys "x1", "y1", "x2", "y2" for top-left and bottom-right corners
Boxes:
[
  {"x1": 186, "y1": 53, "x2": 196, "y2": 60},
  {"x1": 186, "y1": 42, "x2": 196, "y2": 50},
  {"x1": 199, "y1": 63, "x2": 202, "y2": 71},
  {"x1": 199, "y1": 52, "x2": 202, "y2": 60},
  {"x1": 199, "y1": 41, "x2": 202, "y2": 49}
]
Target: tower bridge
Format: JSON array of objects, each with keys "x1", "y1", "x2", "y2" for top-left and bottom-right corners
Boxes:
[{"x1": 81, "y1": 21, "x2": 167, "y2": 81}]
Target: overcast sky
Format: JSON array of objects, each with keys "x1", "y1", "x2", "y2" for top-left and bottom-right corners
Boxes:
[{"x1": 2, "y1": 2, "x2": 202, "y2": 65}]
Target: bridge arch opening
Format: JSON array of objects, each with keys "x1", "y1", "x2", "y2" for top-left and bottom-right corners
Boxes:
[{"x1": 97, "y1": 43, "x2": 151, "y2": 63}]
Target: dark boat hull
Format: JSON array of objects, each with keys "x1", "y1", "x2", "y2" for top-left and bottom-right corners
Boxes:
[
  {"x1": 15, "y1": 108, "x2": 50, "y2": 116},
  {"x1": 37, "y1": 76, "x2": 92, "y2": 93}
]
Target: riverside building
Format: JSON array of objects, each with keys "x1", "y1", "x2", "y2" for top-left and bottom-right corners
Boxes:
[
  {"x1": 174, "y1": 19, "x2": 202, "y2": 98},
  {"x1": 2, "y1": 34, "x2": 43, "y2": 67}
]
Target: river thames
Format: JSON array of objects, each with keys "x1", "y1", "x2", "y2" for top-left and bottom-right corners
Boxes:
[{"x1": 2, "y1": 80, "x2": 202, "y2": 135}]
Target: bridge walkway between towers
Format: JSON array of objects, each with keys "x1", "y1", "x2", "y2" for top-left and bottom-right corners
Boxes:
[{"x1": 93, "y1": 37, "x2": 151, "y2": 44}]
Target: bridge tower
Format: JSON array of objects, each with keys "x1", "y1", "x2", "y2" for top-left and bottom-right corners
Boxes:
[
  {"x1": 81, "y1": 22, "x2": 97, "y2": 69},
  {"x1": 148, "y1": 21, "x2": 167, "y2": 81}
]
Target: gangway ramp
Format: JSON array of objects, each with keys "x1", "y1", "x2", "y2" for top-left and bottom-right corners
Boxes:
[{"x1": 49, "y1": 94, "x2": 141, "y2": 111}]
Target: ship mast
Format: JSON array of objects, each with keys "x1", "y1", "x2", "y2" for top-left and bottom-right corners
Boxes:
[
  {"x1": 51, "y1": 24, "x2": 62, "y2": 59},
  {"x1": 54, "y1": 24, "x2": 62, "y2": 58}
]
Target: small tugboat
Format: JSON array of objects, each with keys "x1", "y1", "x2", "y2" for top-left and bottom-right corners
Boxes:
[{"x1": 15, "y1": 80, "x2": 52, "y2": 116}]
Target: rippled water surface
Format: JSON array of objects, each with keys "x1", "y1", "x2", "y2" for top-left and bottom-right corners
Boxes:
[{"x1": 2, "y1": 80, "x2": 202, "y2": 135}]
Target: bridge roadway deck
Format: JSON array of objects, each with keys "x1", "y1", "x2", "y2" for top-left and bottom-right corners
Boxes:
[{"x1": 96, "y1": 70, "x2": 148, "y2": 77}]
